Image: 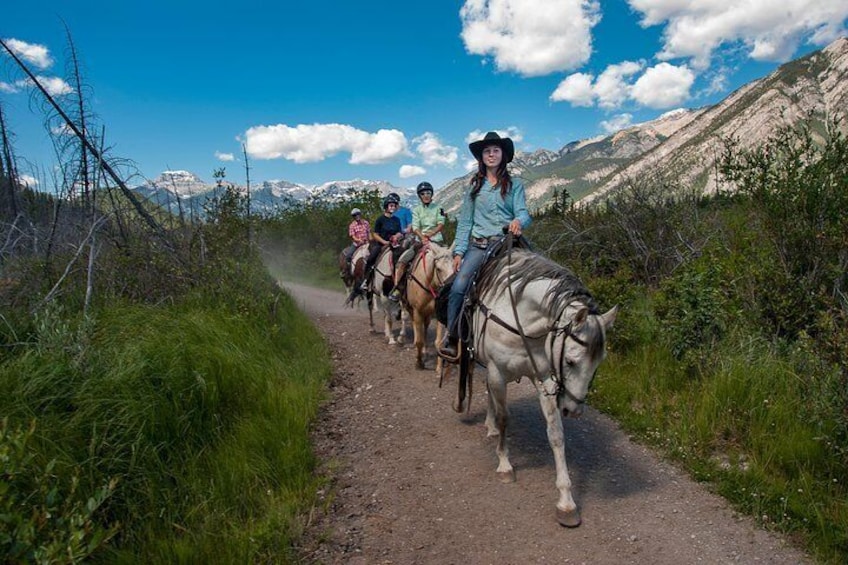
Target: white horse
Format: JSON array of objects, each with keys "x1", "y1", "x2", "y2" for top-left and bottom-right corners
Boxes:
[
  {"x1": 456, "y1": 244, "x2": 617, "y2": 528},
  {"x1": 366, "y1": 245, "x2": 408, "y2": 345},
  {"x1": 400, "y1": 242, "x2": 455, "y2": 372}
]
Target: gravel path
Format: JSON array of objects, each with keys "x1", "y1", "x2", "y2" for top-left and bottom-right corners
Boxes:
[{"x1": 285, "y1": 282, "x2": 812, "y2": 565}]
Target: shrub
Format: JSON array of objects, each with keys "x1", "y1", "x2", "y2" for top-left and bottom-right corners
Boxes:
[{"x1": 1, "y1": 419, "x2": 116, "y2": 564}]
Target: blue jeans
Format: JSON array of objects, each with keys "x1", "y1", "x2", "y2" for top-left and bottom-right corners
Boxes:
[{"x1": 447, "y1": 244, "x2": 488, "y2": 337}]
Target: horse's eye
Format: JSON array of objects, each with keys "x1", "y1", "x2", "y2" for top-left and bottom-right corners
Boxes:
[{"x1": 565, "y1": 358, "x2": 575, "y2": 367}]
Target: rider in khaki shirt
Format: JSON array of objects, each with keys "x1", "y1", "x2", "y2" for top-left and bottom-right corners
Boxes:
[{"x1": 389, "y1": 182, "x2": 446, "y2": 301}]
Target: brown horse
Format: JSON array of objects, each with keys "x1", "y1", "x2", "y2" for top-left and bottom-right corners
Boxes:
[
  {"x1": 399, "y1": 242, "x2": 454, "y2": 372},
  {"x1": 341, "y1": 244, "x2": 379, "y2": 329}
]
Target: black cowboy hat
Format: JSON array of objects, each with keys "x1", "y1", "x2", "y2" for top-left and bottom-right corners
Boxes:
[{"x1": 469, "y1": 131, "x2": 514, "y2": 164}]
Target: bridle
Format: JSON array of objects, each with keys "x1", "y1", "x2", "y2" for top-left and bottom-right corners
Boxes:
[
  {"x1": 476, "y1": 299, "x2": 596, "y2": 404},
  {"x1": 409, "y1": 245, "x2": 452, "y2": 298},
  {"x1": 475, "y1": 234, "x2": 597, "y2": 405}
]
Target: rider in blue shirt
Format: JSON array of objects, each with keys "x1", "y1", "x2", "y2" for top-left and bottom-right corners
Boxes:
[
  {"x1": 390, "y1": 192, "x2": 413, "y2": 233},
  {"x1": 439, "y1": 131, "x2": 531, "y2": 359}
]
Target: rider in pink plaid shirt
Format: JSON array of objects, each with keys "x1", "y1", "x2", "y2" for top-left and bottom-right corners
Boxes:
[
  {"x1": 348, "y1": 212, "x2": 370, "y2": 245},
  {"x1": 343, "y1": 208, "x2": 371, "y2": 269}
]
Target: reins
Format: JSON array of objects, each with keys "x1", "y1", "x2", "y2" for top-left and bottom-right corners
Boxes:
[
  {"x1": 477, "y1": 235, "x2": 594, "y2": 403},
  {"x1": 409, "y1": 245, "x2": 450, "y2": 298}
]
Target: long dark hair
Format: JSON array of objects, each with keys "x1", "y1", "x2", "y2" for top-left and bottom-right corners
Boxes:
[{"x1": 470, "y1": 158, "x2": 512, "y2": 200}]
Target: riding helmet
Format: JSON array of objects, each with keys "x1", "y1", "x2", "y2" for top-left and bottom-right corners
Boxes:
[
  {"x1": 382, "y1": 194, "x2": 400, "y2": 209},
  {"x1": 416, "y1": 181, "x2": 434, "y2": 196},
  {"x1": 350, "y1": 207, "x2": 362, "y2": 217}
]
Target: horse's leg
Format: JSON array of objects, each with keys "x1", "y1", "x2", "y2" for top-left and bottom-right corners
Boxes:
[
  {"x1": 413, "y1": 310, "x2": 425, "y2": 370},
  {"x1": 383, "y1": 299, "x2": 397, "y2": 345},
  {"x1": 536, "y1": 380, "x2": 581, "y2": 527},
  {"x1": 396, "y1": 306, "x2": 407, "y2": 346},
  {"x1": 487, "y1": 367, "x2": 514, "y2": 483}
]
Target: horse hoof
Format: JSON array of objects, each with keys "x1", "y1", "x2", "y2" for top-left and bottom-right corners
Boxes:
[
  {"x1": 556, "y1": 507, "x2": 581, "y2": 528},
  {"x1": 452, "y1": 398, "x2": 465, "y2": 413},
  {"x1": 416, "y1": 360, "x2": 426, "y2": 370},
  {"x1": 497, "y1": 470, "x2": 516, "y2": 483}
]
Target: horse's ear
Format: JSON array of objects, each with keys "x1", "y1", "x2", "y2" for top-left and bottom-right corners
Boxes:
[
  {"x1": 574, "y1": 306, "x2": 589, "y2": 326},
  {"x1": 600, "y1": 305, "x2": 618, "y2": 330},
  {"x1": 448, "y1": 241, "x2": 456, "y2": 253}
]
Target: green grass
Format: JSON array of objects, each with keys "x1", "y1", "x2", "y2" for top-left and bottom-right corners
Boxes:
[
  {"x1": 0, "y1": 288, "x2": 332, "y2": 562},
  {"x1": 593, "y1": 306, "x2": 848, "y2": 563}
]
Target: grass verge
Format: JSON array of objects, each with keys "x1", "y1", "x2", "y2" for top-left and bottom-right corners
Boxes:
[{"x1": 0, "y1": 288, "x2": 331, "y2": 562}]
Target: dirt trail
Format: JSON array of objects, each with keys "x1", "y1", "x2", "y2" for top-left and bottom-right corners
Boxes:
[{"x1": 284, "y1": 282, "x2": 812, "y2": 565}]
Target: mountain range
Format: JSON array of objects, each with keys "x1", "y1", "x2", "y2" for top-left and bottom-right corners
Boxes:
[
  {"x1": 132, "y1": 172, "x2": 414, "y2": 217},
  {"x1": 134, "y1": 36, "x2": 847, "y2": 218},
  {"x1": 439, "y1": 36, "x2": 847, "y2": 213}
]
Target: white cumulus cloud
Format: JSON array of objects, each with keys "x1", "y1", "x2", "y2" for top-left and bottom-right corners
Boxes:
[
  {"x1": 215, "y1": 151, "x2": 235, "y2": 162},
  {"x1": 460, "y1": 0, "x2": 602, "y2": 76},
  {"x1": 629, "y1": 0, "x2": 848, "y2": 69},
  {"x1": 27, "y1": 76, "x2": 73, "y2": 96},
  {"x1": 594, "y1": 61, "x2": 643, "y2": 109},
  {"x1": 550, "y1": 61, "x2": 692, "y2": 110},
  {"x1": 550, "y1": 72, "x2": 595, "y2": 106},
  {"x1": 3, "y1": 38, "x2": 53, "y2": 69},
  {"x1": 243, "y1": 123, "x2": 408, "y2": 165},
  {"x1": 413, "y1": 132, "x2": 459, "y2": 167},
  {"x1": 19, "y1": 174, "x2": 39, "y2": 187},
  {"x1": 399, "y1": 165, "x2": 427, "y2": 178},
  {"x1": 0, "y1": 81, "x2": 18, "y2": 93},
  {"x1": 465, "y1": 127, "x2": 524, "y2": 144},
  {"x1": 631, "y1": 62, "x2": 695, "y2": 108},
  {"x1": 600, "y1": 113, "x2": 634, "y2": 133}
]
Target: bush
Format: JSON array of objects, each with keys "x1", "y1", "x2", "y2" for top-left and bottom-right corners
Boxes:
[{"x1": 1, "y1": 419, "x2": 116, "y2": 564}]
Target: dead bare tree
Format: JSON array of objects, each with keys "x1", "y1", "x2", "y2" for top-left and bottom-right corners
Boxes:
[
  {"x1": 62, "y1": 22, "x2": 95, "y2": 212},
  {"x1": 0, "y1": 103, "x2": 20, "y2": 220},
  {"x1": 243, "y1": 143, "x2": 251, "y2": 245},
  {"x1": 0, "y1": 37, "x2": 176, "y2": 255}
]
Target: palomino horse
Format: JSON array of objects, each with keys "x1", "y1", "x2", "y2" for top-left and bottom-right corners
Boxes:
[
  {"x1": 400, "y1": 242, "x2": 454, "y2": 372},
  {"x1": 455, "y1": 243, "x2": 617, "y2": 528},
  {"x1": 365, "y1": 245, "x2": 408, "y2": 345}
]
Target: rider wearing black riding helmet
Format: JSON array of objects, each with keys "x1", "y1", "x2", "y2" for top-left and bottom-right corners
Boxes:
[
  {"x1": 389, "y1": 181, "x2": 447, "y2": 301},
  {"x1": 360, "y1": 194, "x2": 403, "y2": 291},
  {"x1": 390, "y1": 191, "x2": 413, "y2": 233}
]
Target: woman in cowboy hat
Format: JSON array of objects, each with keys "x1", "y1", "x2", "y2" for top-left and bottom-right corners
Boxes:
[{"x1": 439, "y1": 131, "x2": 531, "y2": 359}]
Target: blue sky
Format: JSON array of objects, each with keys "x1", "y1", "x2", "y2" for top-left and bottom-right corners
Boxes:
[{"x1": 2, "y1": 1, "x2": 846, "y2": 192}]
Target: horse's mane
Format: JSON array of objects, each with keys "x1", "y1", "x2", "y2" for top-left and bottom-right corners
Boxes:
[{"x1": 476, "y1": 247, "x2": 604, "y2": 360}]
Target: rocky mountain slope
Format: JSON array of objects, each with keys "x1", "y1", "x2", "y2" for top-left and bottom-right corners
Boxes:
[
  {"x1": 436, "y1": 36, "x2": 847, "y2": 214},
  {"x1": 436, "y1": 107, "x2": 702, "y2": 214},
  {"x1": 583, "y1": 36, "x2": 848, "y2": 205}
]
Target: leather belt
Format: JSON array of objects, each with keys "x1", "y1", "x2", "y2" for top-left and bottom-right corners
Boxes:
[{"x1": 471, "y1": 235, "x2": 499, "y2": 248}]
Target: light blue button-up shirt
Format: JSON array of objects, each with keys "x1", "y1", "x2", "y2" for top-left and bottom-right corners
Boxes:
[{"x1": 453, "y1": 177, "x2": 531, "y2": 257}]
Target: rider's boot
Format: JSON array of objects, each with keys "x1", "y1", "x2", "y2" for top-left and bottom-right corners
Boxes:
[
  {"x1": 438, "y1": 330, "x2": 460, "y2": 361},
  {"x1": 388, "y1": 265, "x2": 406, "y2": 302}
]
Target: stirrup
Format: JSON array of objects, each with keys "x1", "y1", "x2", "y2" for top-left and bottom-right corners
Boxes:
[{"x1": 437, "y1": 339, "x2": 461, "y2": 364}]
